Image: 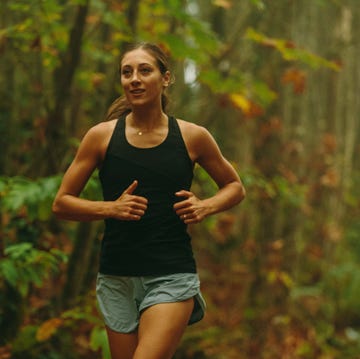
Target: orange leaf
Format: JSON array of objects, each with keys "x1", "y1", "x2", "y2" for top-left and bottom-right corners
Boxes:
[
  {"x1": 246, "y1": 101, "x2": 264, "y2": 118},
  {"x1": 322, "y1": 133, "x2": 337, "y2": 153},
  {"x1": 36, "y1": 318, "x2": 63, "y2": 342},
  {"x1": 91, "y1": 73, "x2": 105, "y2": 87},
  {"x1": 86, "y1": 14, "x2": 100, "y2": 25},
  {"x1": 230, "y1": 94, "x2": 264, "y2": 118},
  {"x1": 212, "y1": 0, "x2": 232, "y2": 8},
  {"x1": 320, "y1": 168, "x2": 340, "y2": 188},
  {"x1": 281, "y1": 67, "x2": 306, "y2": 94},
  {"x1": 0, "y1": 345, "x2": 11, "y2": 359}
]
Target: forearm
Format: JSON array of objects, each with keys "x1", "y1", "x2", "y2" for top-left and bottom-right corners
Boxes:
[
  {"x1": 52, "y1": 194, "x2": 112, "y2": 222},
  {"x1": 202, "y1": 181, "x2": 245, "y2": 217}
]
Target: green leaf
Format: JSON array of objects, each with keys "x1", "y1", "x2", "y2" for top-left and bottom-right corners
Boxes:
[
  {"x1": 0, "y1": 177, "x2": 7, "y2": 193},
  {"x1": 5, "y1": 243, "x2": 33, "y2": 258},
  {"x1": 0, "y1": 259, "x2": 19, "y2": 287},
  {"x1": 250, "y1": 0, "x2": 265, "y2": 10},
  {"x1": 11, "y1": 325, "x2": 38, "y2": 354},
  {"x1": 185, "y1": 17, "x2": 220, "y2": 54},
  {"x1": 245, "y1": 27, "x2": 341, "y2": 71},
  {"x1": 0, "y1": 243, "x2": 66, "y2": 296},
  {"x1": 290, "y1": 285, "x2": 322, "y2": 299},
  {"x1": 90, "y1": 326, "x2": 111, "y2": 359},
  {"x1": 1, "y1": 175, "x2": 61, "y2": 220},
  {"x1": 160, "y1": 33, "x2": 202, "y2": 61},
  {"x1": 198, "y1": 69, "x2": 244, "y2": 93}
]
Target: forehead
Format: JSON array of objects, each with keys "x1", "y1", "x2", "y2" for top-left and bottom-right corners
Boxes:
[{"x1": 121, "y1": 48, "x2": 157, "y2": 67}]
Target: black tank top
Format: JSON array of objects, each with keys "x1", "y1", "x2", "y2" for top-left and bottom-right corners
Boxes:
[{"x1": 98, "y1": 115, "x2": 196, "y2": 276}]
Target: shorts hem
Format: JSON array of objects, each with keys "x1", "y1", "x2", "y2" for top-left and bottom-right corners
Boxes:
[{"x1": 105, "y1": 323, "x2": 138, "y2": 334}]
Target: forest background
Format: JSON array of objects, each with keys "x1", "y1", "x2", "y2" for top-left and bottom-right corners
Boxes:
[{"x1": 0, "y1": 0, "x2": 359, "y2": 358}]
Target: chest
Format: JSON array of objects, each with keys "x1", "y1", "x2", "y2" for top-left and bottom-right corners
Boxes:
[
  {"x1": 125, "y1": 128, "x2": 168, "y2": 149},
  {"x1": 99, "y1": 137, "x2": 193, "y2": 199}
]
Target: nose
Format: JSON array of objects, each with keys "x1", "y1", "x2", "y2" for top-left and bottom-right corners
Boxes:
[{"x1": 130, "y1": 70, "x2": 140, "y2": 84}]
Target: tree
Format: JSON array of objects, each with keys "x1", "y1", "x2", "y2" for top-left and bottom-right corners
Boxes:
[{"x1": 1, "y1": 0, "x2": 360, "y2": 358}]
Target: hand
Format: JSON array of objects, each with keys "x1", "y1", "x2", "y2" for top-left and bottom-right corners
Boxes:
[
  {"x1": 112, "y1": 180, "x2": 148, "y2": 221},
  {"x1": 173, "y1": 190, "x2": 208, "y2": 224}
]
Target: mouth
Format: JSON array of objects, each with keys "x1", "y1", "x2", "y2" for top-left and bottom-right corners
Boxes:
[{"x1": 130, "y1": 89, "x2": 145, "y2": 95}]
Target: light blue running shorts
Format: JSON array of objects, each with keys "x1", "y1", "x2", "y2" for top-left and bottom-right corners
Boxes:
[{"x1": 96, "y1": 272, "x2": 206, "y2": 333}]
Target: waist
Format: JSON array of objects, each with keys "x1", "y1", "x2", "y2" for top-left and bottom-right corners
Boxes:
[{"x1": 99, "y1": 225, "x2": 195, "y2": 276}]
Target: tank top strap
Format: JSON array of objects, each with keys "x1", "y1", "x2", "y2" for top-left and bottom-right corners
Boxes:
[
  {"x1": 168, "y1": 115, "x2": 178, "y2": 134},
  {"x1": 167, "y1": 116, "x2": 193, "y2": 167},
  {"x1": 167, "y1": 116, "x2": 184, "y2": 145},
  {"x1": 105, "y1": 115, "x2": 126, "y2": 154}
]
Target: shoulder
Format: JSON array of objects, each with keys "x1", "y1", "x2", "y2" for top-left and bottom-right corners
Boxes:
[
  {"x1": 176, "y1": 119, "x2": 212, "y2": 141},
  {"x1": 76, "y1": 119, "x2": 118, "y2": 163},
  {"x1": 81, "y1": 120, "x2": 118, "y2": 149},
  {"x1": 176, "y1": 118, "x2": 219, "y2": 162},
  {"x1": 85, "y1": 119, "x2": 117, "y2": 139}
]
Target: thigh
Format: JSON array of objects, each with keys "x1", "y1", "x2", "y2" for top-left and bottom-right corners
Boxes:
[
  {"x1": 133, "y1": 298, "x2": 194, "y2": 359},
  {"x1": 96, "y1": 274, "x2": 141, "y2": 333},
  {"x1": 97, "y1": 274, "x2": 140, "y2": 359},
  {"x1": 106, "y1": 326, "x2": 138, "y2": 359}
]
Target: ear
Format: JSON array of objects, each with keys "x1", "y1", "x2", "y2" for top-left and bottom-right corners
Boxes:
[{"x1": 163, "y1": 70, "x2": 171, "y2": 87}]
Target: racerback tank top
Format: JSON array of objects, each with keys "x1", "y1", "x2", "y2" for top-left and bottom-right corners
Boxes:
[{"x1": 98, "y1": 115, "x2": 197, "y2": 276}]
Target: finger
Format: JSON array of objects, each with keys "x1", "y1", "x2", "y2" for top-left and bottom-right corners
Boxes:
[
  {"x1": 182, "y1": 214, "x2": 196, "y2": 224},
  {"x1": 175, "y1": 190, "x2": 192, "y2": 198},
  {"x1": 181, "y1": 213, "x2": 189, "y2": 220},
  {"x1": 173, "y1": 200, "x2": 189, "y2": 211},
  {"x1": 131, "y1": 196, "x2": 148, "y2": 206},
  {"x1": 123, "y1": 180, "x2": 138, "y2": 195},
  {"x1": 131, "y1": 201, "x2": 148, "y2": 210},
  {"x1": 177, "y1": 206, "x2": 190, "y2": 216},
  {"x1": 122, "y1": 208, "x2": 146, "y2": 221},
  {"x1": 123, "y1": 214, "x2": 142, "y2": 221},
  {"x1": 129, "y1": 209, "x2": 146, "y2": 218},
  {"x1": 183, "y1": 214, "x2": 202, "y2": 224}
]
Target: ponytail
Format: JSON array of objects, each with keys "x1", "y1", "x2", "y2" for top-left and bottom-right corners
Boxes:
[{"x1": 105, "y1": 96, "x2": 131, "y2": 121}]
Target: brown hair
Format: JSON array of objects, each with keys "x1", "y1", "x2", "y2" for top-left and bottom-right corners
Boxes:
[{"x1": 105, "y1": 43, "x2": 171, "y2": 121}]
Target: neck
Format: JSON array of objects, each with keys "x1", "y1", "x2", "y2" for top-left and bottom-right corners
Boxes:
[{"x1": 129, "y1": 106, "x2": 166, "y2": 131}]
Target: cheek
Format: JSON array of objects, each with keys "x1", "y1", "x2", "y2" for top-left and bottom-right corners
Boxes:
[
  {"x1": 120, "y1": 78, "x2": 127, "y2": 87},
  {"x1": 121, "y1": 80, "x2": 132, "y2": 93},
  {"x1": 152, "y1": 77, "x2": 165, "y2": 90}
]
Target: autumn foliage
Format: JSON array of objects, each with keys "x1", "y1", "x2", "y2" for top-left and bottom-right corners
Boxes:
[{"x1": 1, "y1": 1, "x2": 360, "y2": 359}]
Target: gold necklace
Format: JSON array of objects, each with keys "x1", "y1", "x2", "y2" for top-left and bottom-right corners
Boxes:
[{"x1": 130, "y1": 114, "x2": 166, "y2": 136}]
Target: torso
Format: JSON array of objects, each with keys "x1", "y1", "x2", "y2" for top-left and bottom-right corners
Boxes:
[{"x1": 98, "y1": 114, "x2": 196, "y2": 276}]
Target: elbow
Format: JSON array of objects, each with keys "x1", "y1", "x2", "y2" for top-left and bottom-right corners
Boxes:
[
  {"x1": 52, "y1": 198, "x2": 64, "y2": 219},
  {"x1": 238, "y1": 182, "x2": 246, "y2": 203},
  {"x1": 241, "y1": 184, "x2": 246, "y2": 201},
  {"x1": 234, "y1": 181, "x2": 246, "y2": 204}
]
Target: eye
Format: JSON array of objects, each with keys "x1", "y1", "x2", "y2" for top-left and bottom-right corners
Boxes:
[
  {"x1": 140, "y1": 67, "x2": 152, "y2": 74},
  {"x1": 121, "y1": 68, "x2": 132, "y2": 77}
]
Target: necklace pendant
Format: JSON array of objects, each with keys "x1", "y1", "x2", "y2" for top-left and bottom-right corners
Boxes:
[{"x1": 138, "y1": 131, "x2": 143, "y2": 136}]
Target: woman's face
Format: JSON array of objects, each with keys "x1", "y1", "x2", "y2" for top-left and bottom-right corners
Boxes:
[{"x1": 120, "y1": 48, "x2": 170, "y2": 108}]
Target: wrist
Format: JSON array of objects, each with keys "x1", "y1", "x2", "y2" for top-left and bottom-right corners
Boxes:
[
  {"x1": 100, "y1": 201, "x2": 115, "y2": 219},
  {"x1": 202, "y1": 198, "x2": 217, "y2": 217}
]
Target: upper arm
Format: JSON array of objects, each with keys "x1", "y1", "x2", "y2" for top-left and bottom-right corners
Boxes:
[
  {"x1": 55, "y1": 125, "x2": 106, "y2": 198},
  {"x1": 186, "y1": 124, "x2": 241, "y2": 188}
]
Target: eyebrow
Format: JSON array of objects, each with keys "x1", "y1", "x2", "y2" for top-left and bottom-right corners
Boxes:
[{"x1": 121, "y1": 62, "x2": 154, "y2": 68}]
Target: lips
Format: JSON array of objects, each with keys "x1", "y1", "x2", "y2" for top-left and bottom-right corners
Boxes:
[{"x1": 130, "y1": 89, "x2": 145, "y2": 94}]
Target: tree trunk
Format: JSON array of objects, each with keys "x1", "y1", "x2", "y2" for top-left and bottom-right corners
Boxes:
[
  {"x1": 61, "y1": 221, "x2": 98, "y2": 309},
  {"x1": 46, "y1": 0, "x2": 90, "y2": 174}
]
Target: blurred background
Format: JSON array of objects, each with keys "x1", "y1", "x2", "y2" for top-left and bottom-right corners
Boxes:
[{"x1": 0, "y1": 0, "x2": 359, "y2": 358}]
